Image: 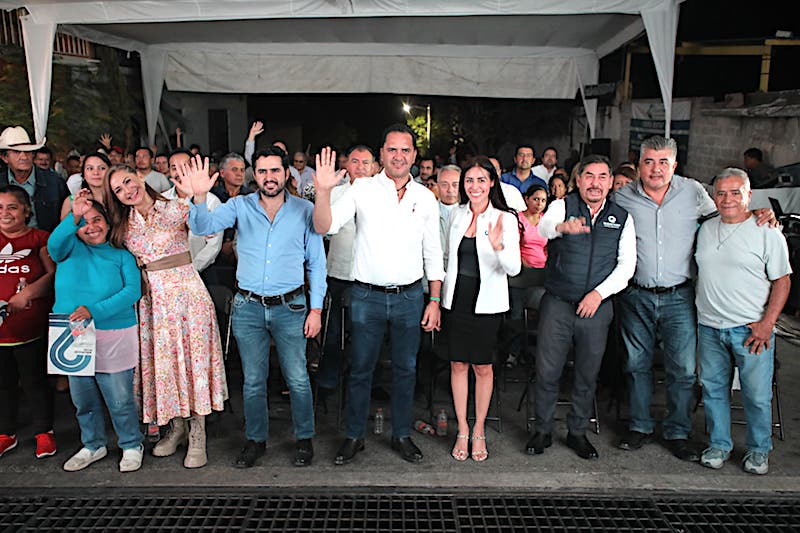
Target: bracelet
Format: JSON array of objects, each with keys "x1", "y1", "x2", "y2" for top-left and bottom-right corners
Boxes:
[
  {"x1": 309, "y1": 308, "x2": 322, "y2": 315},
  {"x1": 429, "y1": 297, "x2": 441, "y2": 303}
]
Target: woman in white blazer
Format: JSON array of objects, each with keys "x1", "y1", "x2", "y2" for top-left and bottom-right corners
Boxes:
[{"x1": 442, "y1": 157, "x2": 521, "y2": 462}]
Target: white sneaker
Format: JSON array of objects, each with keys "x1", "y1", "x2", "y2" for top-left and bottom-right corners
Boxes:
[
  {"x1": 63, "y1": 446, "x2": 107, "y2": 472},
  {"x1": 119, "y1": 445, "x2": 144, "y2": 473}
]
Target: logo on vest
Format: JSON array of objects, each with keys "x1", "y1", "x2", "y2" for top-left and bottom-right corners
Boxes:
[
  {"x1": 0, "y1": 243, "x2": 32, "y2": 274},
  {"x1": 602, "y1": 215, "x2": 621, "y2": 230}
]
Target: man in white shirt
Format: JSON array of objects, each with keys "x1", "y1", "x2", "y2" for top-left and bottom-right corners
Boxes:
[
  {"x1": 313, "y1": 124, "x2": 444, "y2": 466},
  {"x1": 315, "y1": 145, "x2": 377, "y2": 393},
  {"x1": 528, "y1": 154, "x2": 636, "y2": 460},
  {"x1": 162, "y1": 149, "x2": 222, "y2": 273},
  {"x1": 437, "y1": 164, "x2": 462, "y2": 246},
  {"x1": 134, "y1": 146, "x2": 172, "y2": 193},
  {"x1": 532, "y1": 147, "x2": 558, "y2": 182},
  {"x1": 293, "y1": 152, "x2": 316, "y2": 199}
]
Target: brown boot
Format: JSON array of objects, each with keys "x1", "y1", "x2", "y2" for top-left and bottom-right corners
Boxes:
[
  {"x1": 184, "y1": 415, "x2": 207, "y2": 468},
  {"x1": 152, "y1": 418, "x2": 187, "y2": 457}
]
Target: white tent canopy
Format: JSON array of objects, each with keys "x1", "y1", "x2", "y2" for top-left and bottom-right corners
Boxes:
[{"x1": 1, "y1": 0, "x2": 682, "y2": 145}]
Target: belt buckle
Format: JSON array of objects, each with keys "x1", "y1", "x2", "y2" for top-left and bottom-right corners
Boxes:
[{"x1": 385, "y1": 285, "x2": 401, "y2": 294}]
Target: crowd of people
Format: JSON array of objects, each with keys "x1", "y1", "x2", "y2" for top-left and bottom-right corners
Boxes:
[{"x1": 0, "y1": 120, "x2": 789, "y2": 477}]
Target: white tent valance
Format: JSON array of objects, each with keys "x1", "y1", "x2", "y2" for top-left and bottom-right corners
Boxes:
[{"x1": 1, "y1": 0, "x2": 683, "y2": 145}]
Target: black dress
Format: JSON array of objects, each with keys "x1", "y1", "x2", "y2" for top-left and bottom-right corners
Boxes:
[{"x1": 445, "y1": 237, "x2": 502, "y2": 364}]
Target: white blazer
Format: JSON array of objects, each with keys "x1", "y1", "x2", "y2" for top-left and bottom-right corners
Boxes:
[{"x1": 442, "y1": 204, "x2": 521, "y2": 314}]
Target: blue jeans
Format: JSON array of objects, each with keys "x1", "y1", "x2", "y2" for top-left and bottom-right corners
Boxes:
[
  {"x1": 619, "y1": 285, "x2": 697, "y2": 439},
  {"x1": 699, "y1": 324, "x2": 774, "y2": 454},
  {"x1": 69, "y1": 368, "x2": 143, "y2": 451},
  {"x1": 231, "y1": 292, "x2": 314, "y2": 442},
  {"x1": 346, "y1": 282, "x2": 424, "y2": 439}
]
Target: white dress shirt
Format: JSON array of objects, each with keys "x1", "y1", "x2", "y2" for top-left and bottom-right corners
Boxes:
[
  {"x1": 328, "y1": 171, "x2": 444, "y2": 286},
  {"x1": 532, "y1": 164, "x2": 555, "y2": 182},
  {"x1": 539, "y1": 197, "x2": 637, "y2": 299},
  {"x1": 326, "y1": 178, "x2": 356, "y2": 281},
  {"x1": 441, "y1": 204, "x2": 521, "y2": 313},
  {"x1": 162, "y1": 187, "x2": 223, "y2": 272}
]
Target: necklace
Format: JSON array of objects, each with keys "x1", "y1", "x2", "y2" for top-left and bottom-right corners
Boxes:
[
  {"x1": 716, "y1": 216, "x2": 749, "y2": 250},
  {"x1": 396, "y1": 178, "x2": 410, "y2": 193}
]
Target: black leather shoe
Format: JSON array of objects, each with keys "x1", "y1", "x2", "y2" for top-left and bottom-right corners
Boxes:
[
  {"x1": 391, "y1": 436, "x2": 423, "y2": 463},
  {"x1": 666, "y1": 439, "x2": 700, "y2": 462},
  {"x1": 334, "y1": 438, "x2": 364, "y2": 466},
  {"x1": 566, "y1": 433, "x2": 599, "y2": 460},
  {"x1": 294, "y1": 438, "x2": 314, "y2": 467},
  {"x1": 235, "y1": 440, "x2": 266, "y2": 468},
  {"x1": 525, "y1": 432, "x2": 552, "y2": 455},
  {"x1": 617, "y1": 430, "x2": 653, "y2": 451}
]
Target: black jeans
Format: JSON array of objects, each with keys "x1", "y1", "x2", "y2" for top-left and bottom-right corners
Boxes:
[{"x1": 0, "y1": 337, "x2": 53, "y2": 435}]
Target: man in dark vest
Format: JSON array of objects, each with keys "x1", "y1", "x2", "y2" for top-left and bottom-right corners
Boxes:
[{"x1": 526, "y1": 154, "x2": 636, "y2": 460}]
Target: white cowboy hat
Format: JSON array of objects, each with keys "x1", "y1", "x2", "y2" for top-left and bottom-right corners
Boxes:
[{"x1": 0, "y1": 126, "x2": 45, "y2": 151}]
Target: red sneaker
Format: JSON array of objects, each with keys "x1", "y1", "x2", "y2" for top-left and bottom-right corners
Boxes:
[
  {"x1": 35, "y1": 431, "x2": 57, "y2": 458},
  {"x1": 0, "y1": 434, "x2": 17, "y2": 457}
]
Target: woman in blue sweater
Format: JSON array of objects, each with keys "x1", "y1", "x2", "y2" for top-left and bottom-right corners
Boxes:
[{"x1": 48, "y1": 189, "x2": 143, "y2": 473}]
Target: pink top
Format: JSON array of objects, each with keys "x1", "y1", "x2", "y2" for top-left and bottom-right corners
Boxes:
[{"x1": 518, "y1": 212, "x2": 548, "y2": 268}]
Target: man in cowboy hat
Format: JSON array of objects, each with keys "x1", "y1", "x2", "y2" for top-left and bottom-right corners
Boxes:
[{"x1": 0, "y1": 126, "x2": 68, "y2": 232}]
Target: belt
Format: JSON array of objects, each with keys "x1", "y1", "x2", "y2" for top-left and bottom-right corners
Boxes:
[
  {"x1": 237, "y1": 286, "x2": 304, "y2": 306},
  {"x1": 354, "y1": 279, "x2": 421, "y2": 294},
  {"x1": 139, "y1": 251, "x2": 192, "y2": 272},
  {"x1": 632, "y1": 279, "x2": 692, "y2": 294}
]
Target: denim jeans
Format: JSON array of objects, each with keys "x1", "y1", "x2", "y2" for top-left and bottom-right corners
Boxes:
[
  {"x1": 699, "y1": 324, "x2": 774, "y2": 454},
  {"x1": 346, "y1": 282, "x2": 424, "y2": 439},
  {"x1": 231, "y1": 292, "x2": 314, "y2": 442},
  {"x1": 618, "y1": 285, "x2": 697, "y2": 439},
  {"x1": 68, "y1": 368, "x2": 143, "y2": 451}
]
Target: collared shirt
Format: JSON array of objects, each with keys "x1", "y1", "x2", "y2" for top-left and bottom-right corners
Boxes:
[
  {"x1": 439, "y1": 202, "x2": 458, "y2": 249},
  {"x1": 539, "y1": 197, "x2": 637, "y2": 299},
  {"x1": 8, "y1": 167, "x2": 38, "y2": 228},
  {"x1": 326, "y1": 179, "x2": 356, "y2": 281},
  {"x1": 328, "y1": 170, "x2": 444, "y2": 286},
  {"x1": 532, "y1": 164, "x2": 555, "y2": 182},
  {"x1": 161, "y1": 188, "x2": 223, "y2": 272},
  {"x1": 500, "y1": 169, "x2": 548, "y2": 194},
  {"x1": 614, "y1": 175, "x2": 716, "y2": 288},
  {"x1": 142, "y1": 170, "x2": 172, "y2": 193},
  {"x1": 188, "y1": 192, "x2": 326, "y2": 308}
]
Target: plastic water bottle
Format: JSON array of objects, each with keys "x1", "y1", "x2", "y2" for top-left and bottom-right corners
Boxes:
[
  {"x1": 435, "y1": 409, "x2": 448, "y2": 437},
  {"x1": 413, "y1": 419, "x2": 436, "y2": 435},
  {"x1": 373, "y1": 408, "x2": 384, "y2": 435}
]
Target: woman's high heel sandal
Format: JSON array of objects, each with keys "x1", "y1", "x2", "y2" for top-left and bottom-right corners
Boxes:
[
  {"x1": 451, "y1": 434, "x2": 469, "y2": 461},
  {"x1": 471, "y1": 435, "x2": 488, "y2": 462}
]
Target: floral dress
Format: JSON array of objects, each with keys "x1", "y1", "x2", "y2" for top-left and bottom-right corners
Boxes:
[{"x1": 126, "y1": 200, "x2": 227, "y2": 425}]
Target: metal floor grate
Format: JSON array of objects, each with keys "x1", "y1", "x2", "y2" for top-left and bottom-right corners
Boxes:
[{"x1": 1, "y1": 491, "x2": 798, "y2": 532}]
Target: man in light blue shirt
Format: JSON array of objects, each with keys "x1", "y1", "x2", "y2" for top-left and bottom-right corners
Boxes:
[
  {"x1": 181, "y1": 146, "x2": 326, "y2": 470},
  {"x1": 500, "y1": 144, "x2": 548, "y2": 194}
]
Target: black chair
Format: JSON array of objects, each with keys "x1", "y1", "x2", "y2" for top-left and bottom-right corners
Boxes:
[{"x1": 426, "y1": 329, "x2": 503, "y2": 433}]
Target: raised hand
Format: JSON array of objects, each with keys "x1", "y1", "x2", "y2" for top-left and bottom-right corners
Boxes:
[
  {"x1": 488, "y1": 214, "x2": 504, "y2": 251},
  {"x1": 71, "y1": 189, "x2": 93, "y2": 220},
  {"x1": 175, "y1": 127, "x2": 183, "y2": 147},
  {"x1": 99, "y1": 133, "x2": 112, "y2": 150},
  {"x1": 175, "y1": 154, "x2": 218, "y2": 197},
  {"x1": 248, "y1": 121, "x2": 264, "y2": 142},
  {"x1": 314, "y1": 146, "x2": 344, "y2": 193}
]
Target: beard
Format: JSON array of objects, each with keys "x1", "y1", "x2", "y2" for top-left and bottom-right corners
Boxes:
[{"x1": 258, "y1": 180, "x2": 286, "y2": 198}]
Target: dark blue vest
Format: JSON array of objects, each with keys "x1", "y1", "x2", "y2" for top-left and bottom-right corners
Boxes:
[{"x1": 545, "y1": 192, "x2": 628, "y2": 303}]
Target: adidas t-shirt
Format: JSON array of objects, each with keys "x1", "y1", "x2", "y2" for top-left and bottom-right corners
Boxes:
[{"x1": 0, "y1": 228, "x2": 52, "y2": 345}]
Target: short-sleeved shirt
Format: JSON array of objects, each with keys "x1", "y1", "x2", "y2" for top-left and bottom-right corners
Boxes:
[
  {"x1": 0, "y1": 228, "x2": 52, "y2": 344},
  {"x1": 518, "y1": 213, "x2": 547, "y2": 268},
  {"x1": 695, "y1": 215, "x2": 792, "y2": 328}
]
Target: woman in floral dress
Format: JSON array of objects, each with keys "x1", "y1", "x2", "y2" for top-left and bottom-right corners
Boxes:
[{"x1": 104, "y1": 164, "x2": 227, "y2": 468}]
